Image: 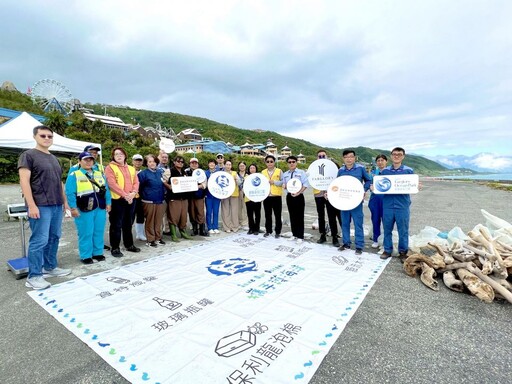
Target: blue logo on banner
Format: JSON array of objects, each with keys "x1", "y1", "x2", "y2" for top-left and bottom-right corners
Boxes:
[
  {"x1": 207, "y1": 258, "x2": 257, "y2": 276},
  {"x1": 216, "y1": 175, "x2": 230, "y2": 189},
  {"x1": 251, "y1": 176, "x2": 262, "y2": 187},
  {"x1": 375, "y1": 177, "x2": 392, "y2": 192}
]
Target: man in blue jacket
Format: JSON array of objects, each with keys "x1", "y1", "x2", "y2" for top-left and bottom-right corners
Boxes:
[
  {"x1": 380, "y1": 147, "x2": 415, "y2": 261},
  {"x1": 337, "y1": 149, "x2": 371, "y2": 255}
]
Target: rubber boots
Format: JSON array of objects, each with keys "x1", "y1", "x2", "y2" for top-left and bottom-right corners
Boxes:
[
  {"x1": 169, "y1": 225, "x2": 180, "y2": 242},
  {"x1": 135, "y1": 223, "x2": 147, "y2": 241},
  {"x1": 180, "y1": 227, "x2": 193, "y2": 240},
  {"x1": 199, "y1": 223, "x2": 209, "y2": 237}
]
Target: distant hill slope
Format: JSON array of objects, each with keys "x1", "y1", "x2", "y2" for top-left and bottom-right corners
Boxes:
[{"x1": 86, "y1": 103, "x2": 447, "y2": 175}]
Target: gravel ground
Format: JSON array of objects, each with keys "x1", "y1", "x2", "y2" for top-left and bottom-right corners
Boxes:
[{"x1": 0, "y1": 180, "x2": 511, "y2": 384}]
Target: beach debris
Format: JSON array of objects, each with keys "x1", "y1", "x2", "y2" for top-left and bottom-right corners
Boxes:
[{"x1": 403, "y1": 210, "x2": 512, "y2": 304}]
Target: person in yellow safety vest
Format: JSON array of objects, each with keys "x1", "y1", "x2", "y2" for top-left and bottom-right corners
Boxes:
[
  {"x1": 65, "y1": 151, "x2": 111, "y2": 264},
  {"x1": 105, "y1": 147, "x2": 141, "y2": 257}
]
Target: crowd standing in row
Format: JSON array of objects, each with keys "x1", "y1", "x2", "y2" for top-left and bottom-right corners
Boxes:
[{"x1": 18, "y1": 125, "x2": 416, "y2": 290}]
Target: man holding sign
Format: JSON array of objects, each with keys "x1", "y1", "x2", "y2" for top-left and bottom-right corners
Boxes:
[
  {"x1": 337, "y1": 150, "x2": 371, "y2": 255},
  {"x1": 282, "y1": 155, "x2": 309, "y2": 244},
  {"x1": 380, "y1": 147, "x2": 415, "y2": 261}
]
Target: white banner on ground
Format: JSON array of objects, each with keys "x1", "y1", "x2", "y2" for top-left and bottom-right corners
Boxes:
[
  {"x1": 170, "y1": 177, "x2": 199, "y2": 193},
  {"x1": 28, "y1": 236, "x2": 389, "y2": 384},
  {"x1": 373, "y1": 174, "x2": 419, "y2": 194}
]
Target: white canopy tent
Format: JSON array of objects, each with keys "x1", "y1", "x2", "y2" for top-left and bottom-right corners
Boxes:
[{"x1": 0, "y1": 112, "x2": 101, "y2": 156}]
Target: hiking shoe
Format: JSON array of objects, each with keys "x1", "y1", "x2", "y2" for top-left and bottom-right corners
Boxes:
[
  {"x1": 380, "y1": 251, "x2": 391, "y2": 260},
  {"x1": 158, "y1": 239, "x2": 166, "y2": 245},
  {"x1": 80, "y1": 258, "x2": 94, "y2": 265},
  {"x1": 25, "y1": 276, "x2": 51, "y2": 290},
  {"x1": 111, "y1": 249, "x2": 124, "y2": 257},
  {"x1": 355, "y1": 248, "x2": 363, "y2": 255},
  {"x1": 126, "y1": 245, "x2": 141, "y2": 253},
  {"x1": 399, "y1": 251, "x2": 409, "y2": 263},
  {"x1": 338, "y1": 244, "x2": 351, "y2": 252},
  {"x1": 92, "y1": 255, "x2": 106, "y2": 262},
  {"x1": 42, "y1": 267, "x2": 71, "y2": 277},
  {"x1": 371, "y1": 242, "x2": 379, "y2": 249},
  {"x1": 146, "y1": 241, "x2": 158, "y2": 247}
]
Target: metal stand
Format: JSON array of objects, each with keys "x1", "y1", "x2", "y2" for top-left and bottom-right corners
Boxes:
[{"x1": 6, "y1": 204, "x2": 29, "y2": 279}]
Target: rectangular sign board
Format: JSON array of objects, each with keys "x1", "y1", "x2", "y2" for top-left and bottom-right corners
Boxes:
[
  {"x1": 170, "y1": 177, "x2": 199, "y2": 193},
  {"x1": 372, "y1": 174, "x2": 419, "y2": 194}
]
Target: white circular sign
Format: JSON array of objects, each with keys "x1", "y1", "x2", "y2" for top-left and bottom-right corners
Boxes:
[
  {"x1": 286, "y1": 177, "x2": 303, "y2": 194},
  {"x1": 159, "y1": 138, "x2": 175, "y2": 153},
  {"x1": 207, "y1": 171, "x2": 236, "y2": 199},
  {"x1": 191, "y1": 168, "x2": 206, "y2": 183},
  {"x1": 307, "y1": 159, "x2": 339, "y2": 190},
  {"x1": 327, "y1": 175, "x2": 365, "y2": 211},
  {"x1": 243, "y1": 173, "x2": 270, "y2": 202}
]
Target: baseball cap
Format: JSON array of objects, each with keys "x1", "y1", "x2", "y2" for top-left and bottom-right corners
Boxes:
[
  {"x1": 190, "y1": 157, "x2": 199, "y2": 163},
  {"x1": 78, "y1": 151, "x2": 94, "y2": 160},
  {"x1": 216, "y1": 153, "x2": 224, "y2": 158},
  {"x1": 84, "y1": 144, "x2": 100, "y2": 152},
  {"x1": 132, "y1": 154, "x2": 143, "y2": 160}
]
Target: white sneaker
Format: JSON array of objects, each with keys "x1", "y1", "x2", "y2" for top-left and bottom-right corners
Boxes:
[
  {"x1": 288, "y1": 236, "x2": 297, "y2": 241},
  {"x1": 213, "y1": 229, "x2": 220, "y2": 234},
  {"x1": 371, "y1": 242, "x2": 379, "y2": 249},
  {"x1": 225, "y1": 229, "x2": 231, "y2": 233},
  {"x1": 25, "y1": 276, "x2": 51, "y2": 290},
  {"x1": 208, "y1": 229, "x2": 215, "y2": 234},
  {"x1": 296, "y1": 239, "x2": 303, "y2": 244},
  {"x1": 42, "y1": 267, "x2": 71, "y2": 278}
]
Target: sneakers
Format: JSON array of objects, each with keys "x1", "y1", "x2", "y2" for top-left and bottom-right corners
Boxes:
[
  {"x1": 208, "y1": 229, "x2": 214, "y2": 235},
  {"x1": 213, "y1": 229, "x2": 220, "y2": 234},
  {"x1": 247, "y1": 230, "x2": 254, "y2": 235},
  {"x1": 146, "y1": 241, "x2": 158, "y2": 247},
  {"x1": 126, "y1": 245, "x2": 141, "y2": 253},
  {"x1": 225, "y1": 229, "x2": 231, "y2": 233},
  {"x1": 92, "y1": 255, "x2": 105, "y2": 261},
  {"x1": 338, "y1": 244, "x2": 351, "y2": 252},
  {"x1": 158, "y1": 239, "x2": 166, "y2": 245},
  {"x1": 81, "y1": 258, "x2": 94, "y2": 265},
  {"x1": 355, "y1": 248, "x2": 363, "y2": 255},
  {"x1": 332, "y1": 239, "x2": 340, "y2": 247},
  {"x1": 288, "y1": 236, "x2": 297, "y2": 241},
  {"x1": 371, "y1": 242, "x2": 379, "y2": 249},
  {"x1": 25, "y1": 276, "x2": 51, "y2": 290},
  {"x1": 275, "y1": 234, "x2": 281, "y2": 239},
  {"x1": 296, "y1": 238, "x2": 303, "y2": 244},
  {"x1": 253, "y1": 231, "x2": 259, "y2": 236},
  {"x1": 317, "y1": 234, "x2": 327, "y2": 244},
  {"x1": 380, "y1": 251, "x2": 391, "y2": 260},
  {"x1": 111, "y1": 249, "x2": 124, "y2": 257},
  {"x1": 42, "y1": 267, "x2": 71, "y2": 277},
  {"x1": 263, "y1": 233, "x2": 270, "y2": 238}
]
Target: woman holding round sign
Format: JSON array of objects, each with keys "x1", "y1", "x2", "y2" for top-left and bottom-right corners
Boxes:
[
  {"x1": 282, "y1": 155, "x2": 309, "y2": 244},
  {"x1": 243, "y1": 163, "x2": 268, "y2": 235},
  {"x1": 185, "y1": 157, "x2": 208, "y2": 237},
  {"x1": 220, "y1": 160, "x2": 242, "y2": 233}
]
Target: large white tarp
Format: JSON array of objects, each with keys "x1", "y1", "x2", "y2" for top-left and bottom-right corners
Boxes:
[
  {"x1": 28, "y1": 235, "x2": 389, "y2": 384},
  {"x1": 0, "y1": 111, "x2": 100, "y2": 155}
]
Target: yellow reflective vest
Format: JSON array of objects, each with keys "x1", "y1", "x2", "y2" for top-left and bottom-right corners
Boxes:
[{"x1": 108, "y1": 163, "x2": 136, "y2": 200}]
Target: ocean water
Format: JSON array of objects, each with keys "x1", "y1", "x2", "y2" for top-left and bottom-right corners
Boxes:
[{"x1": 439, "y1": 173, "x2": 512, "y2": 181}]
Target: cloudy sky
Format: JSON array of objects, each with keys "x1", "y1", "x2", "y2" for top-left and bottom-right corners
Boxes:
[{"x1": 2, "y1": 0, "x2": 511, "y2": 163}]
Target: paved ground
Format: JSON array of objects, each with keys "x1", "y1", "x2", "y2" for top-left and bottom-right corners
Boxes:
[{"x1": 0, "y1": 180, "x2": 511, "y2": 384}]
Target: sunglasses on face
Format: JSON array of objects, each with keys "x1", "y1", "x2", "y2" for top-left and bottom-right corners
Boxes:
[
  {"x1": 318, "y1": 155, "x2": 326, "y2": 159},
  {"x1": 288, "y1": 160, "x2": 296, "y2": 164},
  {"x1": 39, "y1": 134, "x2": 53, "y2": 139},
  {"x1": 176, "y1": 160, "x2": 184, "y2": 163},
  {"x1": 266, "y1": 160, "x2": 274, "y2": 163}
]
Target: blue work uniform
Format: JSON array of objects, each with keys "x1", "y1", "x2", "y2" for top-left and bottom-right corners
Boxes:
[
  {"x1": 337, "y1": 164, "x2": 371, "y2": 249},
  {"x1": 369, "y1": 168, "x2": 385, "y2": 242},
  {"x1": 65, "y1": 169, "x2": 111, "y2": 260},
  {"x1": 381, "y1": 164, "x2": 414, "y2": 254}
]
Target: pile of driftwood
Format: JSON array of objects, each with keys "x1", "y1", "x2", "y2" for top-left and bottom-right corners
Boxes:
[{"x1": 403, "y1": 224, "x2": 512, "y2": 304}]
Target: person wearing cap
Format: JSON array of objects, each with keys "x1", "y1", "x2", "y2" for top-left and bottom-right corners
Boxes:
[
  {"x1": 220, "y1": 159, "x2": 242, "y2": 233},
  {"x1": 18, "y1": 125, "x2": 71, "y2": 290},
  {"x1": 185, "y1": 158, "x2": 208, "y2": 236},
  {"x1": 215, "y1": 153, "x2": 225, "y2": 171},
  {"x1": 105, "y1": 147, "x2": 141, "y2": 257},
  {"x1": 69, "y1": 144, "x2": 104, "y2": 174},
  {"x1": 282, "y1": 155, "x2": 309, "y2": 244},
  {"x1": 205, "y1": 159, "x2": 221, "y2": 234},
  {"x1": 131, "y1": 154, "x2": 146, "y2": 241},
  {"x1": 65, "y1": 152, "x2": 112, "y2": 264},
  {"x1": 157, "y1": 150, "x2": 172, "y2": 234},
  {"x1": 262, "y1": 154, "x2": 284, "y2": 238}
]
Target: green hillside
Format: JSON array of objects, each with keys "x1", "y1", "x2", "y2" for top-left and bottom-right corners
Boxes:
[{"x1": 86, "y1": 103, "x2": 447, "y2": 175}]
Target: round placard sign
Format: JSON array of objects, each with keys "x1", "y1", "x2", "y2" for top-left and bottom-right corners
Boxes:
[
  {"x1": 191, "y1": 168, "x2": 206, "y2": 183},
  {"x1": 159, "y1": 138, "x2": 175, "y2": 153},
  {"x1": 207, "y1": 171, "x2": 236, "y2": 199},
  {"x1": 243, "y1": 173, "x2": 270, "y2": 202},
  {"x1": 307, "y1": 159, "x2": 339, "y2": 190},
  {"x1": 327, "y1": 175, "x2": 365, "y2": 211},
  {"x1": 286, "y1": 177, "x2": 303, "y2": 194}
]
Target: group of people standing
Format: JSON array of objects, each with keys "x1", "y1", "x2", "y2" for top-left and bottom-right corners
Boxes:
[{"x1": 18, "y1": 124, "x2": 415, "y2": 291}]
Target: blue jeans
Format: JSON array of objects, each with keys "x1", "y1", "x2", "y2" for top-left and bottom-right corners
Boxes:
[
  {"x1": 341, "y1": 202, "x2": 364, "y2": 249},
  {"x1": 27, "y1": 205, "x2": 63, "y2": 278},
  {"x1": 383, "y1": 208, "x2": 410, "y2": 253},
  {"x1": 205, "y1": 197, "x2": 220, "y2": 230}
]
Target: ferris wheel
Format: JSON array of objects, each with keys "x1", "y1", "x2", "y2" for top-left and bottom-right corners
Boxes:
[{"x1": 30, "y1": 79, "x2": 74, "y2": 114}]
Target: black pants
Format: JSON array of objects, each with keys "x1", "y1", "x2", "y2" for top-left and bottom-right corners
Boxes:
[
  {"x1": 286, "y1": 193, "x2": 305, "y2": 239},
  {"x1": 109, "y1": 199, "x2": 136, "y2": 250},
  {"x1": 263, "y1": 196, "x2": 282, "y2": 235},
  {"x1": 315, "y1": 196, "x2": 340, "y2": 237},
  {"x1": 133, "y1": 197, "x2": 144, "y2": 224},
  {"x1": 246, "y1": 201, "x2": 261, "y2": 232}
]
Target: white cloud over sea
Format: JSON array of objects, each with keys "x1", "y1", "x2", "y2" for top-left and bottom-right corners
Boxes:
[{"x1": 1, "y1": 0, "x2": 511, "y2": 158}]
